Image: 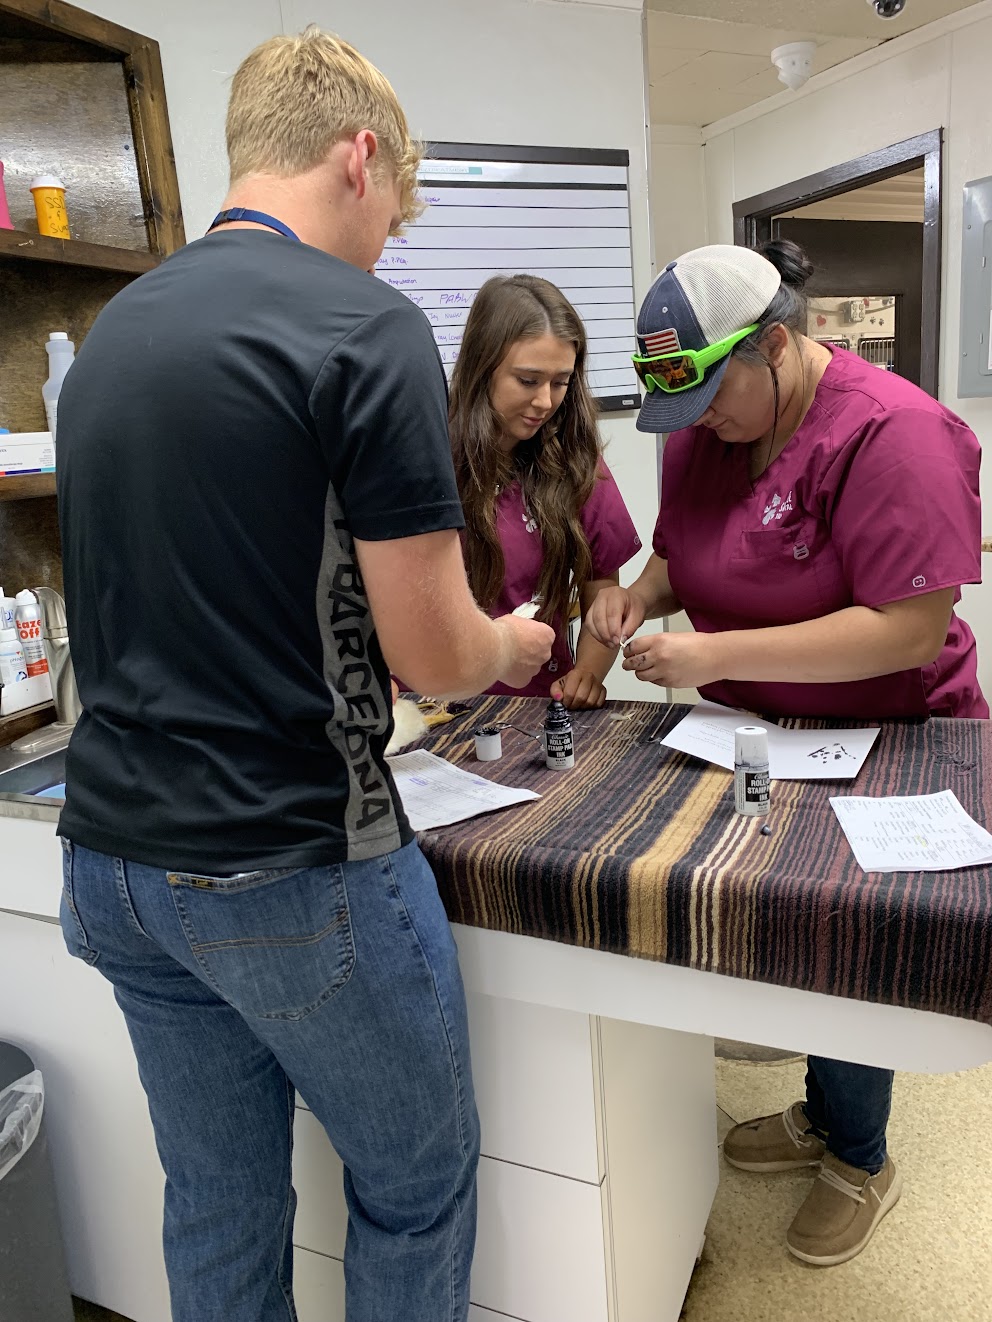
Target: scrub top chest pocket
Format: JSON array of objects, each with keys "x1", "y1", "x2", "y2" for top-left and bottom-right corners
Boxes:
[
  {"x1": 726, "y1": 509, "x2": 846, "y2": 624},
  {"x1": 667, "y1": 492, "x2": 847, "y2": 629}
]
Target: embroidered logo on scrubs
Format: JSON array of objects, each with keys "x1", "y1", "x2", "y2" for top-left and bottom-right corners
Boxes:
[
  {"x1": 761, "y1": 490, "x2": 794, "y2": 525},
  {"x1": 913, "y1": 574, "x2": 927, "y2": 588},
  {"x1": 521, "y1": 508, "x2": 538, "y2": 534},
  {"x1": 793, "y1": 543, "x2": 810, "y2": 561}
]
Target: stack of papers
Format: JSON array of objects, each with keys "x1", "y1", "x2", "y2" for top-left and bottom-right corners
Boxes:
[
  {"x1": 830, "y1": 790, "x2": 992, "y2": 872},
  {"x1": 387, "y1": 749, "x2": 539, "y2": 832},
  {"x1": 662, "y1": 701, "x2": 880, "y2": 781}
]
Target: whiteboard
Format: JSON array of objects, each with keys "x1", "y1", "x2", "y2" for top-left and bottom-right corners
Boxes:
[{"x1": 375, "y1": 143, "x2": 641, "y2": 412}]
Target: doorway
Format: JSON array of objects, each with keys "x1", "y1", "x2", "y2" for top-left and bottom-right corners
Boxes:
[{"x1": 732, "y1": 131, "x2": 942, "y2": 396}]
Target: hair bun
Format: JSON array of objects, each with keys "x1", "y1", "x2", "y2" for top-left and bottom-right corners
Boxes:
[{"x1": 757, "y1": 238, "x2": 814, "y2": 291}]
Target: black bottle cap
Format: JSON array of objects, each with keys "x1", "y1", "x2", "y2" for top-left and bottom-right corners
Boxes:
[{"x1": 544, "y1": 698, "x2": 570, "y2": 729}]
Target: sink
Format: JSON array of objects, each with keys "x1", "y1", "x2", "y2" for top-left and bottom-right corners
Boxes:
[{"x1": 0, "y1": 746, "x2": 68, "y2": 799}]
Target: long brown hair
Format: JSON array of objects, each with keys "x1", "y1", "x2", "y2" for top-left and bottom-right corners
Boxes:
[{"x1": 449, "y1": 275, "x2": 601, "y2": 628}]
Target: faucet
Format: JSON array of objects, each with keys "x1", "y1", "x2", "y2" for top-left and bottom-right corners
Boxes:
[{"x1": 33, "y1": 586, "x2": 82, "y2": 727}]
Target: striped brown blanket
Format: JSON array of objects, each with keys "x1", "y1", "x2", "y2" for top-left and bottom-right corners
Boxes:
[{"x1": 412, "y1": 697, "x2": 992, "y2": 1027}]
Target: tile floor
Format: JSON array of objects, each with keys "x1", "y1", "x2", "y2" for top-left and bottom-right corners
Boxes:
[
  {"x1": 681, "y1": 1055, "x2": 992, "y2": 1322},
  {"x1": 72, "y1": 1055, "x2": 992, "y2": 1322}
]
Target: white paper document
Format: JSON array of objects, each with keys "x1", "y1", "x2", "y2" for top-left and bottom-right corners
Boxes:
[
  {"x1": 387, "y1": 749, "x2": 539, "y2": 832},
  {"x1": 830, "y1": 790, "x2": 992, "y2": 873},
  {"x1": 661, "y1": 701, "x2": 881, "y2": 781}
]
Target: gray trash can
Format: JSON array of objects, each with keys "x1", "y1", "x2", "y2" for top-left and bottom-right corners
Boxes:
[{"x1": 0, "y1": 1043, "x2": 74, "y2": 1322}]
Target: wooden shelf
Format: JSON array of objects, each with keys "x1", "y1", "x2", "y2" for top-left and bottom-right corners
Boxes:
[
  {"x1": 0, "y1": 472, "x2": 56, "y2": 501},
  {"x1": 0, "y1": 227, "x2": 159, "y2": 274}
]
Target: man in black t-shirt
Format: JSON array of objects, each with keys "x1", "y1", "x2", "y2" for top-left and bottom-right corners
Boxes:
[{"x1": 56, "y1": 27, "x2": 551, "y2": 1322}]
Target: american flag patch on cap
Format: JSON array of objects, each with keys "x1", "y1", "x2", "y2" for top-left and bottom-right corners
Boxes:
[{"x1": 642, "y1": 328, "x2": 682, "y2": 355}]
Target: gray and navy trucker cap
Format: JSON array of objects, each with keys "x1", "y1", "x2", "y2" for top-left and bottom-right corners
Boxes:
[{"x1": 635, "y1": 245, "x2": 782, "y2": 434}]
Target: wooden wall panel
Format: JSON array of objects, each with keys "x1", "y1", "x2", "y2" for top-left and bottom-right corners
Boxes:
[{"x1": 0, "y1": 495, "x2": 62, "y2": 593}]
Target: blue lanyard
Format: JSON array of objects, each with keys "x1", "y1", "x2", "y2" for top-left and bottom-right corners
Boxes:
[{"x1": 207, "y1": 208, "x2": 300, "y2": 242}]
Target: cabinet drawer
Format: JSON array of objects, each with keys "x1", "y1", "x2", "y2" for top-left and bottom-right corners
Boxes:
[
  {"x1": 292, "y1": 1248, "x2": 545, "y2": 1322},
  {"x1": 293, "y1": 1110, "x2": 609, "y2": 1322},
  {"x1": 292, "y1": 1108, "x2": 348, "y2": 1258},
  {"x1": 293, "y1": 1247, "x2": 345, "y2": 1322},
  {"x1": 473, "y1": 1157, "x2": 608, "y2": 1322},
  {"x1": 296, "y1": 996, "x2": 602, "y2": 1183},
  {"x1": 467, "y1": 992, "x2": 602, "y2": 1183},
  {"x1": 294, "y1": 994, "x2": 603, "y2": 1184}
]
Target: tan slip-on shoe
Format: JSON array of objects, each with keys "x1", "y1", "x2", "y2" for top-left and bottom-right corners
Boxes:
[
  {"x1": 787, "y1": 1152, "x2": 903, "y2": 1266},
  {"x1": 723, "y1": 1101, "x2": 827, "y2": 1173}
]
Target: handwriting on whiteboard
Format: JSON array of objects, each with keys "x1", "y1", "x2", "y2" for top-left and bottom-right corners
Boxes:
[{"x1": 374, "y1": 150, "x2": 640, "y2": 409}]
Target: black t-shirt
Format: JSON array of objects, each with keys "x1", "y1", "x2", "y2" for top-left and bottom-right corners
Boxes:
[{"x1": 56, "y1": 230, "x2": 463, "y2": 872}]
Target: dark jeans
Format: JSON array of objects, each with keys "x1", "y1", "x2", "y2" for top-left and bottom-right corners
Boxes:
[
  {"x1": 804, "y1": 1056, "x2": 893, "y2": 1174},
  {"x1": 60, "y1": 838, "x2": 479, "y2": 1322}
]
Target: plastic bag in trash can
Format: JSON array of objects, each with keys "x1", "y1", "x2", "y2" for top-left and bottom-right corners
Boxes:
[{"x1": 0, "y1": 1069, "x2": 44, "y2": 1183}]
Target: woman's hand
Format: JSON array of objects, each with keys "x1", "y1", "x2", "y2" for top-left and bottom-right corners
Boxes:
[
  {"x1": 586, "y1": 556, "x2": 680, "y2": 646},
  {"x1": 622, "y1": 631, "x2": 723, "y2": 690},
  {"x1": 587, "y1": 585, "x2": 647, "y2": 648},
  {"x1": 552, "y1": 667, "x2": 607, "y2": 710}
]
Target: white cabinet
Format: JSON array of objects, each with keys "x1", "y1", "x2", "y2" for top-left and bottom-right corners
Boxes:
[
  {"x1": 293, "y1": 1247, "x2": 345, "y2": 1320},
  {"x1": 468, "y1": 992, "x2": 603, "y2": 1183},
  {"x1": 291, "y1": 1109, "x2": 348, "y2": 1259},
  {"x1": 290, "y1": 992, "x2": 717, "y2": 1322},
  {"x1": 292, "y1": 1122, "x2": 609, "y2": 1322},
  {"x1": 473, "y1": 1157, "x2": 608, "y2": 1322}
]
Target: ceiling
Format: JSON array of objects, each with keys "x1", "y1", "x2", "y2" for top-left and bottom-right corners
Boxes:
[
  {"x1": 777, "y1": 168, "x2": 925, "y2": 222},
  {"x1": 646, "y1": 0, "x2": 982, "y2": 127}
]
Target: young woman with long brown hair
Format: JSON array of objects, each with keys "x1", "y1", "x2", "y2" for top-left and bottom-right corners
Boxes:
[{"x1": 448, "y1": 274, "x2": 641, "y2": 708}]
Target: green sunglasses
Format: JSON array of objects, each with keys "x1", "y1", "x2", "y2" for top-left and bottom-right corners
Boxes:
[{"x1": 632, "y1": 323, "x2": 759, "y2": 394}]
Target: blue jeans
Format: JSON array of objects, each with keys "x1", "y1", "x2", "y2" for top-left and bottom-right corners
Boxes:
[
  {"x1": 804, "y1": 1056, "x2": 893, "y2": 1174},
  {"x1": 60, "y1": 838, "x2": 479, "y2": 1322}
]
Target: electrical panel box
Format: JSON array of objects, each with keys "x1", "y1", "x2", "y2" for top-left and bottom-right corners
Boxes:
[{"x1": 958, "y1": 175, "x2": 992, "y2": 398}]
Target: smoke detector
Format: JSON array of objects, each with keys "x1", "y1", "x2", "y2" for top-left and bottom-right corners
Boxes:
[{"x1": 771, "y1": 41, "x2": 816, "y2": 91}]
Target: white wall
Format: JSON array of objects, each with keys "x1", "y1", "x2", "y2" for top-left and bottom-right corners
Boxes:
[
  {"x1": 78, "y1": 0, "x2": 659, "y2": 702},
  {"x1": 647, "y1": 123, "x2": 708, "y2": 700},
  {"x1": 702, "y1": 6, "x2": 992, "y2": 700},
  {"x1": 650, "y1": 124, "x2": 707, "y2": 269}
]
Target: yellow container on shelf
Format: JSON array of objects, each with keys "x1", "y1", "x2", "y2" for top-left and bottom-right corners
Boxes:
[{"x1": 29, "y1": 175, "x2": 70, "y2": 239}]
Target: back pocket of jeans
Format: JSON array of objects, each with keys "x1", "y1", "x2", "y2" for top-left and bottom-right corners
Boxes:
[{"x1": 166, "y1": 865, "x2": 355, "y2": 1021}]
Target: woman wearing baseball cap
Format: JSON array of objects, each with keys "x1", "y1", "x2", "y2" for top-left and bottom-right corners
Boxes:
[{"x1": 588, "y1": 239, "x2": 986, "y2": 1266}]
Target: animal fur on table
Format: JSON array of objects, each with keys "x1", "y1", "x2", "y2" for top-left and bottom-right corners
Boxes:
[{"x1": 385, "y1": 699, "x2": 428, "y2": 756}]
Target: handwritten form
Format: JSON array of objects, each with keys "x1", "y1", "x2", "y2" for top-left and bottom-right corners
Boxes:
[
  {"x1": 375, "y1": 152, "x2": 640, "y2": 410},
  {"x1": 661, "y1": 701, "x2": 881, "y2": 781},
  {"x1": 387, "y1": 749, "x2": 539, "y2": 832},
  {"x1": 830, "y1": 791, "x2": 992, "y2": 872}
]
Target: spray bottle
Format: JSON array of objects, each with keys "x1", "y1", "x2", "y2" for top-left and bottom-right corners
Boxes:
[{"x1": 14, "y1": 589, "x2": 49, "y2": 679}]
